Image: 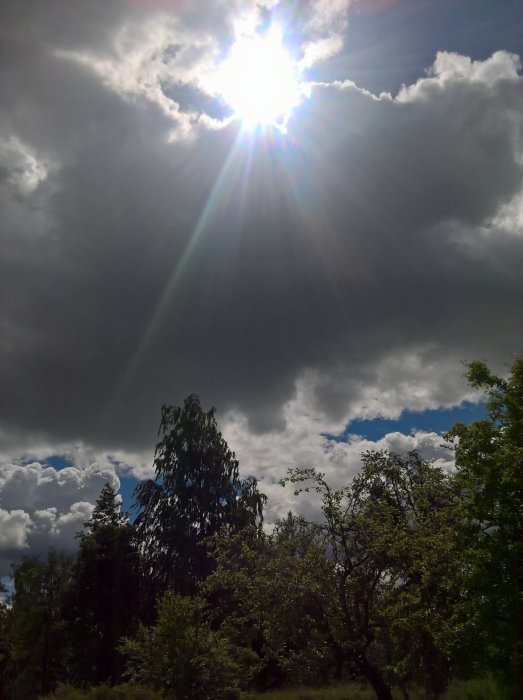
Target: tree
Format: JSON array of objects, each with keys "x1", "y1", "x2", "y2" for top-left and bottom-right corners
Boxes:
[
  {"x1": 133, "y1": 395, "x2": 266, "y2": 592},
  {"x1": 356, "y1": 451, "x2": 462, "y2": 699},
  {"x1": 121, "y1": 591, "x2": 241, "y2": 700},
  {"x1": 5, "y1": 550, "x2": 73, "y2": 698},
  {"x1": 283, "y1": 450, "x2": 461, "y2": 700},
  {"x1": 204, "y1": 519, "x2": 342, "y2": 691},
  {"x1": 0, "y1": 582, "x2": 10, "y2": 698},
  {"x1": 445, "y1": 357, "x2": 523, "y2": 692},
  {"x1": 68, "y1": 483, "x2": 140, "y2": 686},
  {"x1": 86, "y1": 482, "x2": 129, "y2": 529}
]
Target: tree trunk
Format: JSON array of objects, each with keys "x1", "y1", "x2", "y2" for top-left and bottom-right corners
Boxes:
[{"x1": 359, "y1": 658, "x2": 393, "y2": 700}]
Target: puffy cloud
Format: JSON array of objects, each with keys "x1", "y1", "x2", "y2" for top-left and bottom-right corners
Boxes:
[
  {"x1": 0, "y1": 461, "x2": 118, "y2": 513},
  {"x1": 223, "y1": 387, "x2": 454, "y2": 522},
  {"x1": 0, "y1": 0, "x2": 521, "y2": 532},
  {"x1": 0, "y1": 458, "x2": 121, "y2": 575},
  {"x1": 0, "y1": 509, "x2": 31, "y2": 550}
]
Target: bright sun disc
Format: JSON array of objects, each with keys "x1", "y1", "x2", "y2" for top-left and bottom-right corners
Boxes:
[{"x1": 213, "y1": 26, "x2": 303, "y2": 131}]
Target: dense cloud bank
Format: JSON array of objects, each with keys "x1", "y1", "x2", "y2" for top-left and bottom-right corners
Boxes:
[{"x1": 0, "y1": 1, "x2": 522, "y2": 565}]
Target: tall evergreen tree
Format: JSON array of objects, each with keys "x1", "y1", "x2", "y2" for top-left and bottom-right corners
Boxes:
[
  {"x1": 133, "y1": 394, "x2": 266, "y2": 592},
  {"x1": 68, "y1": 482, "x2": 140, "y2": 686}
]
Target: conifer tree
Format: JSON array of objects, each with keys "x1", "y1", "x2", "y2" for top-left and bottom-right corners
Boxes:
[{"x1": 69, "y1": 482, "x2": 140, "y2": 686}]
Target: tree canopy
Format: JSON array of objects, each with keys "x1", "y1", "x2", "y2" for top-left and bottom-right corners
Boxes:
[
  {"x1": 1, "y1": 359, "x2": 521, "y2": 699},
  {"x1": 133, "y1": 394, "x2": 266, "y2": 591},
  {"x1": 446, "y1": 357, "x2": 523, "y2": 689}
]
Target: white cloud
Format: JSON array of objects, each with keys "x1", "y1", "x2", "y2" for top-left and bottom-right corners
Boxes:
[
  {"x1": 429, "y1": 50, "x2": 521, "y2": 87},
  {"x1": 306, "y1": 0, "x2": 351, "y2": 35},
  {"x1": 224, "y1": 380, "x2": 455, "y2": 523},
  {"x1": 300, "y1": 35, "x2": 345, "y2": 68},
  {"x1": 56, "y1": 15, "x2": 214, "y2": 137},
  {"x1": 0, "y1": 459, "x2": 122, "y2": 575},
  {"x1": 30, "y1": 502, "x2": 94, "y2": 549},
  {"x1": 0, "y1": 509, "x2": 31, "y2": 550},
  {"x1": 0, "y1": 461, "x2": 118, "y2": 513}
]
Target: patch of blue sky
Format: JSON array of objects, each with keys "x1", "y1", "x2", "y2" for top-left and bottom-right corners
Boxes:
[
  {"x1": 40, "y1": 454, "x2": 70, "y2": 469},
  {"x1": 1, "y1": 576, "x2": 13, "y2": 599},
  {"x1": 119, "y1": 475, "x2": 140, "y2": 519},
  {"x1": 326, "y1": 401, "x2": 487, "y2": 443}
]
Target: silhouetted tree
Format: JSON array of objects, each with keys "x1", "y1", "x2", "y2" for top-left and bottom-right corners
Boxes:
[
  {"x1": 68, "y1": 483, "x2": 140, "y2": 686},
  {"x1": 5, "y1": 551, "x2": 73, "y2": 698},
  {"x1": 133, "y1": 395, "x2": 266, "y2": 592}
]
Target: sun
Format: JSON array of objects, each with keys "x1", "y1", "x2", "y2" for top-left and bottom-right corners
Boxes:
[{"x1": 212, "y1": 25, "x2": 305, "y2": 132}]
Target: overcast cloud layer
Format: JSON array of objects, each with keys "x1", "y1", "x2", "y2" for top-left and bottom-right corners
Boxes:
[{"x1": 1, "y1": 0, "x2": 522, "y2": 567}]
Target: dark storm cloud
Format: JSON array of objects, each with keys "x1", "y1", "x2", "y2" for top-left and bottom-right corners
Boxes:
[{"x1": 0, "y1": 0, "x2": 522, "y2": 459}]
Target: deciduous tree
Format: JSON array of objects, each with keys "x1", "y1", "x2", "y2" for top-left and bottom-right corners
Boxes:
[
  {"x1": 283, "y1": 450, "x2": 460, "y2": 700},
  {"x1": 133, "y1": 395, "x2": 266, "y2": 592},
  {"x1": 121, "y1": 591, "x2": 241, "y2": 700},
  {"x1": 446, "y1": 357, "x2": 523, "y2": 691}
]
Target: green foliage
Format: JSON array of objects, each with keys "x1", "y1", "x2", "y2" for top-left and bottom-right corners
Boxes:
[
  {"x1": 84, "y1": 483, "x2": 128, "y2": 531},
  {"x1": 133, "y1": 394, "x2": 266, "y2": 592},
  {"x1": 205, "y1": 519, "x2": 338, "y2": 691},
  {"x1": 207, "y1": 450, "x2": 462, "y2": 700},
  {"x1": 3, "y1": 361, "x2": 521, "y2": 698},
  {"x1": 68, "y1": 483, "x2": 140, "y2": 686},
  {"x1": 121, "y1": 591, "x2": 241, "y2": 700},
  {"x1": 446, "y1": 357, "x2": 523, "y2": 688},
  {"x1": 5, "y1": 550, "x2": 74, "y2": 698},
  {"x1": 41, "y1": 683, "x2": 166, "y2": 699},
  {"x1": 282, "y1": 451, "x2": 461, "y2": 700},
  {"x1": 355, "y1": 451, "x2": 462, "y2": 697}
]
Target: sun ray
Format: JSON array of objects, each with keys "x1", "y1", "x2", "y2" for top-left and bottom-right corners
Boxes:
[{"x1": 118, "y1": 130, "x2": 247, "y2": 391}]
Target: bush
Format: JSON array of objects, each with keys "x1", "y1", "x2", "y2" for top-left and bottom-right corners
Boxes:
[{"x1": 121, "y1": 592, "x2": 242, "y2": 700}]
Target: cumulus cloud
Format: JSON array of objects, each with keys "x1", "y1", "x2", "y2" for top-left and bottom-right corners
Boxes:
[
  {"x1": 0, "y1": 458, "x2": 122, "y2": 575},
  {"x1": 223, "y1": 386, "x2": 454, "y2": 522},
  {"x1": 299, "y1": 0, "x2": 350, "y2": 67},
  {"x1": 0, "y1": 0, "x2": 521, "y2": 544},
  {"x1": 0, "y1": 509, "x2": 31, "y2": 550}
]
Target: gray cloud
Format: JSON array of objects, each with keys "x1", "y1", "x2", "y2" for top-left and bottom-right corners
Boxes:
[{"x1": 0, "y1": 1, "x2": 522, "y2": 476}]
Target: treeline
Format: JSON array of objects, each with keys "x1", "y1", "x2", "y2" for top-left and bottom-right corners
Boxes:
[{"x1": 0, "y1": 359, "x2": 521, "y2": 700}]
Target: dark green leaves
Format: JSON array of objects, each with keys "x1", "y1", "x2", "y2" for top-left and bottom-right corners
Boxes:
[{"x1": 133, "y1": 394, "x2": 266, "y2": 592}]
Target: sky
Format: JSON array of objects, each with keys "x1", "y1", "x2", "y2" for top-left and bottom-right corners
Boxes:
[{"x1": 0, "y1": 0, "x2": 522, "y2": 576}]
